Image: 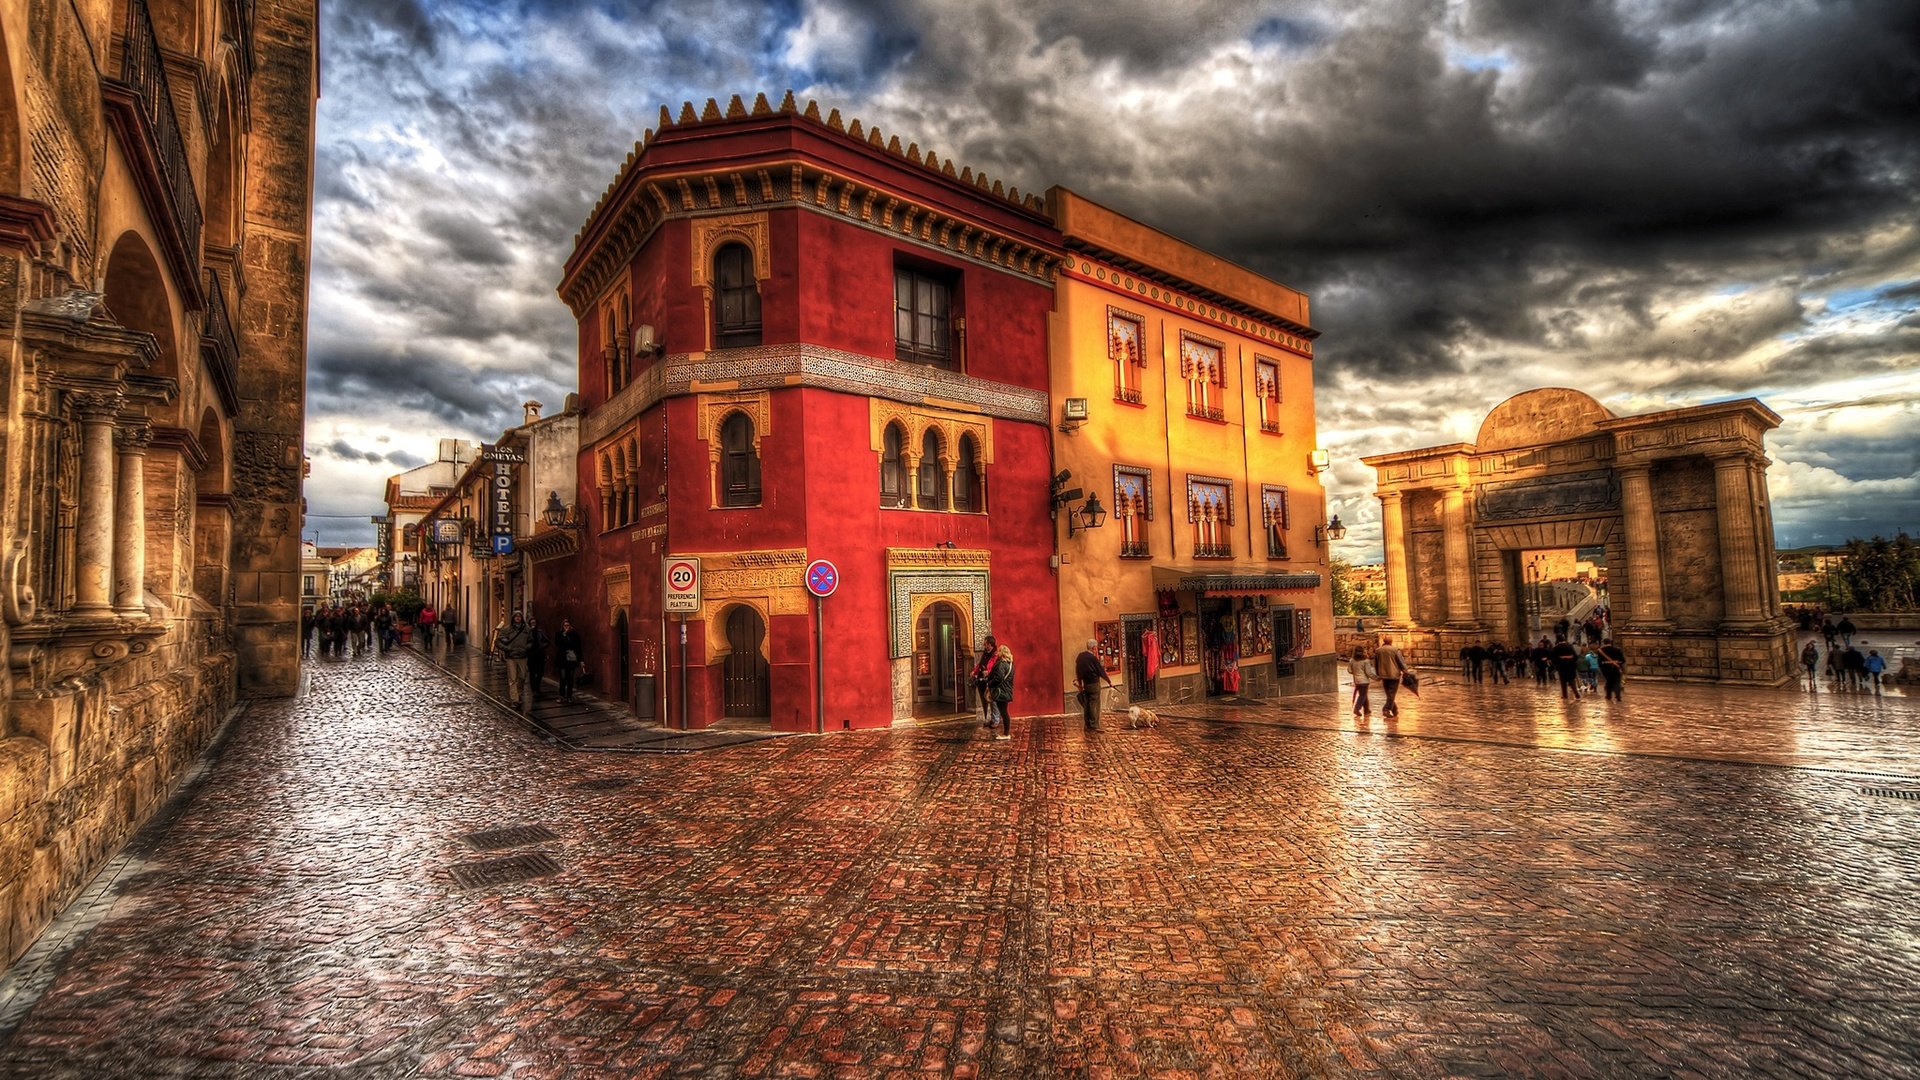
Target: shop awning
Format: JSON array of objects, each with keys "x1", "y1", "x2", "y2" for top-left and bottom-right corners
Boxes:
[{"x1": 1151, "y1": 567, "x2": 1323, "y2": 595}]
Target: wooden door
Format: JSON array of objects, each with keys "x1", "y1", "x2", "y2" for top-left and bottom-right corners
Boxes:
[{"x1": 723, "y1": 607, "x2": 769, "y2": 718}]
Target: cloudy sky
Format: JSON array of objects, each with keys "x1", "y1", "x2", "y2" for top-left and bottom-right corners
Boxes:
[{"x1": 304, "y1": 0, "x2": 1920, "y2": 558}]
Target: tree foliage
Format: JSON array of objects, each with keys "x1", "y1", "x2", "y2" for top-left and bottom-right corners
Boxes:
[
  {"x1": 1838, "y1": 533, "x2": 1919, "y2": 612},
  {"x1": 1331, "y1": 559, "x2": 1386, "y2": 617}
]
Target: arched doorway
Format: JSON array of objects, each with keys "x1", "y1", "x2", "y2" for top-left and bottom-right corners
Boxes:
[
  {"x1": 613, "y1": 610, "x2": 630, "y2": 703},
  {"x1": 722, "y1": 606, "x2": 769, "y2": 719},
  {"x1": 913, "y1": 601, "x2": 967, "y2": 716}
]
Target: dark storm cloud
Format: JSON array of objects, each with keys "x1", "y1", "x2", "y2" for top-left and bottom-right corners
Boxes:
[
  {"x1": 307, "y1": 0, "x2": 1920, "y2": 547},
  {"x1": 420, "y1": 211, "x2": 514, "y2": 266},
  {"x1": 309, "y1": 344, "x2": 551, "y2": 431},
  {"x1": 315, "y1": 439, "x2": 430, "y2": 468}
]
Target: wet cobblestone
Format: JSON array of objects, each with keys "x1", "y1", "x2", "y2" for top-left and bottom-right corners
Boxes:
[{"x1": 0, "y1": 649, "x2": 1916, "y2": 1077}]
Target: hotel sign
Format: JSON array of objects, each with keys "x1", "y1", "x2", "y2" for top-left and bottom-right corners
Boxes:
[{"x1": 481, "y1": 443, "x2": 526, "y2": 554}]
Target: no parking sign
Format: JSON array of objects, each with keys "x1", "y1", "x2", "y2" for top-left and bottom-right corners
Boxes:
[{"x1": 805, "y1": 559, "x2": 840, "y2": 598}]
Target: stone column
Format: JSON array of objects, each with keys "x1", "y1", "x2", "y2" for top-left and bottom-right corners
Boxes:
[
  {"x1": 1617, "y1": 464, "x2": 1667, "y2": 625},
  {"x1": 1379, "y1": 491, "x2": 1412, "y2": 625},
  {"x1": 114, "y1": 424, "x2": 153, "y2": 617},
  {"x1": 1713, "y1": 453, "x2": 1766, "y2": 625},
  {"x1": 71, "y1": 394, "x2": 120, "y2": 617},
  {"x1": 1442, "y1": 487, "x2": 1475, "y2": 626}
]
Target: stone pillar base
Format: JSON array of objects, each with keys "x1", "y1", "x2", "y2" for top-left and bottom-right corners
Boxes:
[{"x1": 1615, "y1": 623, "x2": 1795, "y2": 685}]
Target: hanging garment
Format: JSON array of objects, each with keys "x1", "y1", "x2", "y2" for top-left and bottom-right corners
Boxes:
[{"x1": 1141, "y1": 628, "x2": 1159, "y2": 680}]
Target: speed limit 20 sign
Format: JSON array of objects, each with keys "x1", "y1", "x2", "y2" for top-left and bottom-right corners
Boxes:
[{"x1": 663, "y1": 557, "x2": 702, "y2": 613}]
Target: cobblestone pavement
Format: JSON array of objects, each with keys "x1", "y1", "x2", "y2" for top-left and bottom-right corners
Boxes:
[
  {"x1": 0, "y1": 651, "x2": 1916, "y2": 1078},
  {"x1": 403, "y1": 638, "x2": 785, "y2": 753}
]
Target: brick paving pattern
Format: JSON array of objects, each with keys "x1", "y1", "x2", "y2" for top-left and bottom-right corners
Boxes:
[
  {"x1": 404, "y1": 636, "x2": 785, "y2": 753},
  {"x1": 0, "y1": 648, "x2": 1915, "y2": 1077}
]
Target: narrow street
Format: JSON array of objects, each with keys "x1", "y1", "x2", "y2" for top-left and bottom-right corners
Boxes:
[{"x1": 0, "y1": 649, "x2": 1915, "y2": 1077}]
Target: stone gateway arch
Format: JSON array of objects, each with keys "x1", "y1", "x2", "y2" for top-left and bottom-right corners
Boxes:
[{"x1": 1363, "y1": 389, "x2": 1795, "y2": 684}]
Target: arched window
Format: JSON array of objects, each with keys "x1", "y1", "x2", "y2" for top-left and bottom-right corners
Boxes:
[
  {"x1": 953, "y1": 434, "x2": 979, "y2": 512},
  {"x1": 880, "y1": 424, "x2": 908, "y2": 508},
  {"x1": 917, "y1": 429, "x2": 946, "y2": 510},
  {"x1": 712, "y1": 243, "x2": 761, "y2": 348},
  {"x1": 719, "y1": 412, "x2": 761, "y2": 506}
]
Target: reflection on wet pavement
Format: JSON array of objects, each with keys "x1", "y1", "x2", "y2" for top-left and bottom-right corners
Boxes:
[{"x1": 0, "y1": 649, "x2": 1914, "y2": 1077}]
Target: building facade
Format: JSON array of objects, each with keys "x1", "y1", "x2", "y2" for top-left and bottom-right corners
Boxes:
[
  {"x1": 1046, "y1": 190, "x2": 1335, "y2": 707},
  {"x1": 0, "y1": 0, "x2": 315, "y2": 962},
  {"x1": 545, "y1": 95, "x2": 1066, "y2": 731},
  {"x1": 1363, "y1": 388, "x2": 1795, "y2": 683},
  {"x1": 379, "y1": 439, "x2": 478, "y2": 592},
  {"x1": 410, "y1": 404, "x2": 578, "y2": 647}
]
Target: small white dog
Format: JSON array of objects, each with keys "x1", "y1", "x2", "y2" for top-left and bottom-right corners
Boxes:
[{"x1": 1127, "y1": 705, "x2": 1159, "y2": 729}]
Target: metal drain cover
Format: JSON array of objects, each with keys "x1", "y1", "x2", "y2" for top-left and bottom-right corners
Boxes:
[
  {"x1": 449, "y1": 852, "x2": 561, "y2": 888},
  {"x1": 572, "y1": 777, "x2": 635, "y2": 791},
  {"x1": 460, "y1": 825, "x2": 559, "y2": 851}
]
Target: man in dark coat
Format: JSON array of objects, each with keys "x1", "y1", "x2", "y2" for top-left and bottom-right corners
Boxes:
[{"x1": 1074, "y1": 638, "x2": 1115, "y2": 732}]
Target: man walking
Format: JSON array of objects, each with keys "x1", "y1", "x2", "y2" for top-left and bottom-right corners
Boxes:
[
  {"x1": 1074, "y1": 638, "x2": 1116, "y2": 732},
  {"x1": 1599, "y1": 638, "x2": 1626, "y2": 702},
  {"x1": 494, "y1": 611, "x2": 534, "y2": 713},
  {"x1": 1373, "y1": 636, "x2": 1410, "y2": 719}
]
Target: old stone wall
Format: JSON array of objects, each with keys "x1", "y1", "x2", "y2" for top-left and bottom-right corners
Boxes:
[
  {"x1": 1653, "y1": 457, "x2": 1722, "y2": 629},
  {"x1": 0, "y1": 0, "x2": 315, "y2": 967}
]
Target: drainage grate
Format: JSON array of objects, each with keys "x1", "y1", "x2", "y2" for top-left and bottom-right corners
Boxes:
[
  {"x1": 449, "y1": 852, "x2": 562, "y2": 888},
  {"x1": 460, "y1": 825, "x2": 559, "y2": 851},
  {"x1": 1861, "y1": 787, "x2": 1920, "y2": 801},
  {"x1": 571, "y1": 777, "x2": 635, "y2": 791}
]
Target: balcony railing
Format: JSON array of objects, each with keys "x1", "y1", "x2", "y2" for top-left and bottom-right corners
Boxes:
[
  {"x1": 1187, "y1": 402, "x2": 1225, "y2": 422},
  {"x1": 1193, "y1": 541, "x2": 1233, "y2": 559},
  {"x1": 1114, "y1": 386, "x2": 1143, "y2": 405},
  {"x1": 1260, "y1": 419, "x2": 1280, "y2": 434},
  {"x1": 1120, "y1": 541, "x2": 1150, "y2": 559},
  {"x1": 200, "y1": 268, "x2": 240, "y2": 413},
  {"x1": 110, "y1": 0, "x2": 202, "y2": 295}
]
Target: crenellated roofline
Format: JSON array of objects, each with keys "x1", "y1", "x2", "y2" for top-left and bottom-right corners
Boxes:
[{"x1": 559, "y1": 93, "x2": 1061, "y2": 315}]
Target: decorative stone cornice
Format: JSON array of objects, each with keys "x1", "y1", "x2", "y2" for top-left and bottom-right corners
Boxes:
[
  {"x1": 0, "y1": 194, "x2": 58, "y2": 251},
  {"x1": 582, "y1": 343, "x2": 1050, "y2": 447},
  {"x1": 1060, "y1": 251, "x2": 1316, "y2": 353},
  {"x1": 151, "y1": 424, "x2": 209, "y2": 471}
]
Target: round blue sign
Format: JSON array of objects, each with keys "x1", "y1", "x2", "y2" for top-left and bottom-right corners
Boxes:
[{"x1": 805, "y1": 559, "x2": 839, "y2": 598}]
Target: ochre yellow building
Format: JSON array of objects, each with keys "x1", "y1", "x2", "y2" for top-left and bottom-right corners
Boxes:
[{"x1": 1046, "y1": 190, "x2": 1335, "y2": 708}]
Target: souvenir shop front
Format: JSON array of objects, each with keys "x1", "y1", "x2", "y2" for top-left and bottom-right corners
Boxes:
[{"x1": 1130, "y1": 571, "x2": 1326, "y2": 704}]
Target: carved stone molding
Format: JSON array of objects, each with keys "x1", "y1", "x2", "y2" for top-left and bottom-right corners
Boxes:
[
  {"x1": 114, "y1": 425, "x2": 156, "y2": 452},
  {"x1": 690, "y1": 213, "x2": 772, "y2": 288}
]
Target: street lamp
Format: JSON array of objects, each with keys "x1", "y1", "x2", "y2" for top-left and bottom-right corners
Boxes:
[
  {"x1": 1316, "y1": 514, "x2": 1346, "y2": 545},
  {"x1": 543, "y1": 490, "x2": 580, "y2": 529},
  {"x1": 1066, "y1": 493, "x2": 1107, "y2": 536}
]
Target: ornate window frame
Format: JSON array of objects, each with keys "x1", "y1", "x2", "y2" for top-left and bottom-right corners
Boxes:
[
  {"x1": 690, "y1": 213, "x2": 771, "y2": 351},
  {"x1": 1255, "y1": 356, "x2": 1281, "y2": 434},
  {"x1": 1179, "y1": 330, "x2": 1227, "y2": 421},
  {"x1": 1261, "y1": 484, "x2": 1290, "y2": 559},
  {"x1": 1108, "y1": 306, "x2": 1146, "y2": 406},
  {"x1": 1113, "y1": 464, "x2": 1153, "y2": 559},
  {"x1": 1187, "y1": 473, "x2": 1233, "y2": 559}
]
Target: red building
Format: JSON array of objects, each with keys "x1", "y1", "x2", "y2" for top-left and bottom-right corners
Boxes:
[{"x1": 544, "y1": 94, "x2": 1066, "y2": 731}]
